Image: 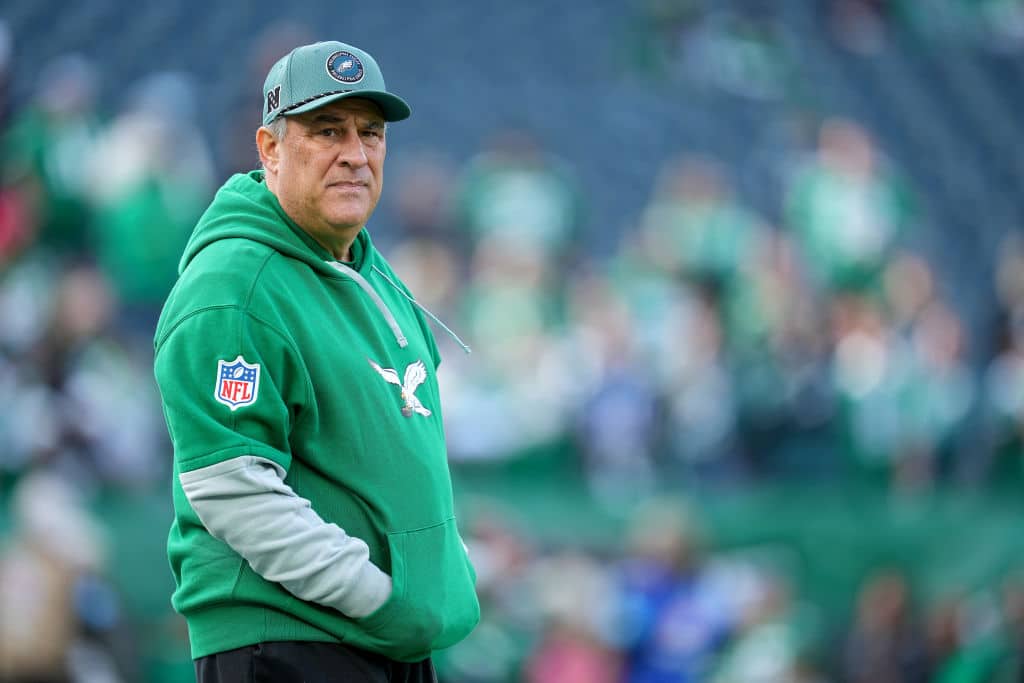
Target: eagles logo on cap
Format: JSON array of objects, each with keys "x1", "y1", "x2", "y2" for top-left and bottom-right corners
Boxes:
[{"x1": 326, "y1": 51, "x2": 364, "y2": 83}]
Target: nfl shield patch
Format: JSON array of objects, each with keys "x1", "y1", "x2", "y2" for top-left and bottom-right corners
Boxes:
[{"x1": 215, "y1": 356, "x2": 261, "y2": 410}]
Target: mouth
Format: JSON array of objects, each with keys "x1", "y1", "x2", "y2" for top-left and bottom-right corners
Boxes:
[{"x1": 327, "y1": 180, "x2": 368, "y2": 190}]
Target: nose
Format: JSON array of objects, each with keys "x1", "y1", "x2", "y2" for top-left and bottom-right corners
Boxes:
[{"x1": 334, "y1": 128, "x2": 368, "y2": 168}]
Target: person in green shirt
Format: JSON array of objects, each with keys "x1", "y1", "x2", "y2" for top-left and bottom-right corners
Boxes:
[
  {"x1": 2, "y1": 54, "x2": 102, "y2": 257},
  {"x1": 153, "y1": 40, "x2": 479, "y2": 683}
]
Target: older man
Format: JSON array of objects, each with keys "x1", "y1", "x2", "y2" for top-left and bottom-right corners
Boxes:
[{"x1": 153, "y1": 41, "x2": 479, "y2": 682}]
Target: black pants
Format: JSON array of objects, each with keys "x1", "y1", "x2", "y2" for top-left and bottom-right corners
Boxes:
[{"x1": 194, "y1": 641, "x2": 437, "y2": 683}]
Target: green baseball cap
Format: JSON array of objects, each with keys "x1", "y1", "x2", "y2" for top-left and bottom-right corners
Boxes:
[{"x1": 262, "y1": 40, "x2": 411, "y2": 126}]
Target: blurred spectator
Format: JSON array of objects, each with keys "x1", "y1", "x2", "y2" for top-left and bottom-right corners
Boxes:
[
  {"x1": 610, "y1": 235, "x2": 751, "y2": 482},
  {"x1": 575, "y1": 355, "x2": 660, "y2": 500},
  {"x1": 628, "y1": 4, "x2": 794, "y2": 99},
  {"x1": 0, "y1": 471, "x2": 112, "y2": 682},
  {"x1": 980, "y1": 233, "x2": 1024, "y2": 488},
  {"x1": 0, "y1": 172, "x2": 33, "y2": 268},
  {"x1": 455, "y1": 127, "x2": 583, "y2": 260},
  {"x1": 681, "y1": 9, "x2": 795, "y2": 100},
  {"x1": 925, "y1": 587, "x2": 1011, "y2": 683},
  {"x1": 830, "y1": 0, "x2": 890, "y2": 55},
  {"x1": 526, "y1": 620, "x2": 622, "y2": 683},
  {"x1": 841, "y1": 568, "x2": 931, "y2": 683},
  {"x1": 616, "y1": 500, "x2": 735, "y2": 683},
  {"x1": 633, "y1": 155, "x2": 843, "y2": 480},
  {"x1": 87, "y1": 71, "x2": 214, "y2": 333},
  {"x1": 710, "y1": 569, "x2": 820, "y2": 683},
  {"x1": 834, "y1": 253, "x2": 975, "y2": 488},
  {"x1": 525, "y1": 551, "x2": 622, "y2": 683},
  {"x1": 0, "y1": 262, "x2": 164, "y2": 487},
  {"x1": 444, "y1": 233, "x2": 576, "y2": 461},
  {"x1": 925, "y1": 593, "x2": 966, "y2": 680},
  {"x1": 727, "y1": 232, "x2": 838, "y2": 478},
  {"x1": 2, "y1": 54, "x2": 102, "y2": 258},
  {"x1": 565, "y1": 265, "x2": 660, "y2": 502},
  {"x1": 784, "y1": 118, "x2": 914, "y2": 294},
  {"x1": 830, "y1": 292, "x2": 909, "y2": 483},
  {"x1": 899, "y1": 299, "x2": 974, "y2": 484},
  {"x1": 893, "y1": 0, "x2": 1024, "y2": 53},
  {"x1": 0, "y1": 19, "x2": 28, "y2": 266},
  {"x1": 638, "y1": 155, "x2": 766, "y2": 289},
  {"x1": 623, "y1": 0, "x2": 703, "y2": 78},
  {"x1": 660, "y1": 288, "x2": 748, "y2": 483},
  {"x1": 994, "y1": 571, "x2": 1024, "y2": 680}
]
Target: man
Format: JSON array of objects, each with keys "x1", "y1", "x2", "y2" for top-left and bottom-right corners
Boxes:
[{"x1": 153, "y1": 40, "x2": 480, "y2": 682}]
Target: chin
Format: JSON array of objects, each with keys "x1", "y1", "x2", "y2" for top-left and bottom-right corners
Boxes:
[
  {"x1": 332, "y1": 216, "x2": 371, "y2": 231},
  {"x1": 323, "y1": 204, "x2": 371, "y2": 229}
]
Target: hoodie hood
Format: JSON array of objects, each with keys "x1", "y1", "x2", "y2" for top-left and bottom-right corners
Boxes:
[
  {"x1": 176, "y1": 170, "x2": 470, "y2": 354},
  {"x1": 179, "y1": 170, "x2": 371, "y2": 276}
]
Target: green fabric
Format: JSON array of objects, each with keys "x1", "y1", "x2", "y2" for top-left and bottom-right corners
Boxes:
[{"x1": 153, "y1": 171, "x2": 479, "y2": 661}]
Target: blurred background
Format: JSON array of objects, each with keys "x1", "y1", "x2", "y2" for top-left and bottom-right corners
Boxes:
[{"x1": 2, "y1": 0, "x2": 1024, "y2": 681}]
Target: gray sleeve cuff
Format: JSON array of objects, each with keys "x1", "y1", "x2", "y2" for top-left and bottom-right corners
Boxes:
[{"x1": 180, "y1": 455, "x2": 391, "y2": 618}]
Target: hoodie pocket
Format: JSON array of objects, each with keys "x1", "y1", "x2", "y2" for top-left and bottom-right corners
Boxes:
[{"x1": 356, "y1": 517, "x2": 480, "y2": 660}]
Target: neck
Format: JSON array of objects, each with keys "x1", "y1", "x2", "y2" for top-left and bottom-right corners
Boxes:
[
  {"x1": 294, "y1": 217, "x2": 359, "y2": 263},
  {"x1": 313, "y1": 231, "x2": 356, "y2": 262}
]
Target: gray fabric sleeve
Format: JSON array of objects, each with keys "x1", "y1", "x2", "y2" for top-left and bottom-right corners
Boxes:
[{"x1": 179, "y1": 455, "x2": 391, "y2": 618}]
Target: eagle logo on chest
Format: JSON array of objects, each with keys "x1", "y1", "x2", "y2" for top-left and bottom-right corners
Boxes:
[{"x1": 367, "y1": 359, "x2": 431, "y2": 417}]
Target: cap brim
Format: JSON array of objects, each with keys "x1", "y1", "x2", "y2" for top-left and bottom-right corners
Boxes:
[{"x1": 284, "y1": 90, "x2": 411, "y2": 122}]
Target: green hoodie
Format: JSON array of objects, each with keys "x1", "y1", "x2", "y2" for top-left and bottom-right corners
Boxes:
[{"x1": 153, "y1": 170, "x2": 479, "y2": 661}]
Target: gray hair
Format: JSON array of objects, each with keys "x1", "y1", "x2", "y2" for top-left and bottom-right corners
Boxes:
[
  {"x1": 259, "y1": 116, "x2": 287, "y2": 169},
  {"x1": 266, "y1": 116, "x2": 287, "y2": 141}
]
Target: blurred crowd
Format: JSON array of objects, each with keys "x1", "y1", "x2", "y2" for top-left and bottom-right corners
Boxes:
[
  {"x1": 2, "y1": 1, "x2": 1024, "y2": 681},
  {"x1": 428, "y1": 109, "x2": 1024, "y2": 501},
  {"x1": 446, "y1": 499, "x2": 1024, "y2": 683}
]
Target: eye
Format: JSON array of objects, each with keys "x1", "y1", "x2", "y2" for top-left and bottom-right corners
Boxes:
[
  {"x1": 361, "y1": 128, "x2": 384, "y2": 140},
  {"x1": 318, "y1": 127, "x2": 339, "y2": 137}
]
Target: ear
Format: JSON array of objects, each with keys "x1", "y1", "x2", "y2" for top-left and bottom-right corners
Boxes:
[{"x1": 256, "y1": 125, "x2": 281, "y2": 175}]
